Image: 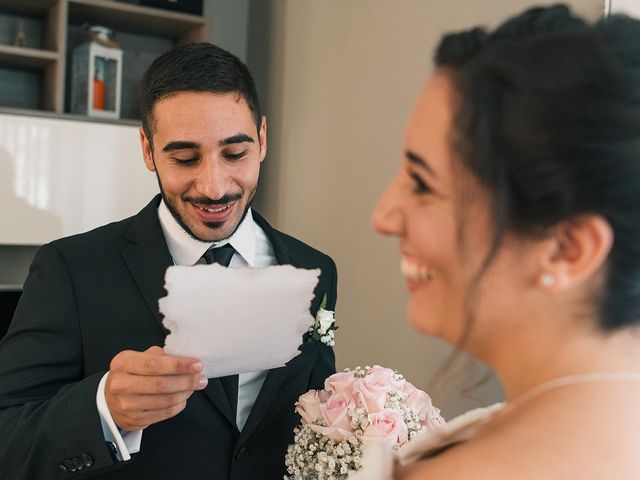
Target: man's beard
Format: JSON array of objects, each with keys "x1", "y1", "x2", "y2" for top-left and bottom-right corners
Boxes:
[{"x1": 154, "y1": 172, "x2": 256, "y2": 242}]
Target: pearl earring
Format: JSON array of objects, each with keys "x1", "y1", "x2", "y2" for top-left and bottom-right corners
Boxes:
[{"x1": 539, "y1": 273, "x2": 556, "y2": 288}]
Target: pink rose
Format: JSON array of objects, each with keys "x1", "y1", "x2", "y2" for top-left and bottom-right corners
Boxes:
[
  {"x1": 324, "y1": 371, "x2": 355, "y2": 396},
  {"x1": 296, "y1": 390, "x2": 323, "y2": 424},
  {"x1": 402, "y1": 381, "x2": 418, "y2": 396},
  {"x1": 320, "y1": 392, "x2": 354, "y2": 432},
  {"x1": 360, "y1": 409, "x2": 408, "y2": 447},
  {"x1": 403, "y1": 386, "x2": 445, "y2": 430},
  {"x1": 422, "y1": 408, "x2": 446, "y2": 430},
  {"x1": 405, "y1": 389, "x2": 433, "y2": 419},
  {"x1": 353, "y1": 373, "x2": 391, "y2": 413},
  {"x1": 308, "y1": 424, "x2": 353, "y2": 442},
  {"x1": 318, "y1": 389, "x2": 330, "y2": 403},
  {"x1": 368, "y1": 365, "x2": 406, "y2": 392}
]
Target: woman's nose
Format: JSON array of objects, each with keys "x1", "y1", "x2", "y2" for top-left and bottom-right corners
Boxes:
[{"x1": 371, "y1": 173, "x2": 405, "y2": 237}]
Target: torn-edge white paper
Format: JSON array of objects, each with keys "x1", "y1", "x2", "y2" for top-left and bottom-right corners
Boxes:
[{"x1": 159, "y1": 264, "x2": 320, "y2": 378}]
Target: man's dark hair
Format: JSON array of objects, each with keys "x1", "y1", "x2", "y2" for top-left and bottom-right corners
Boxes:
[{"x1": 140, "y1": 42, "x2": 261, "y2": 142}]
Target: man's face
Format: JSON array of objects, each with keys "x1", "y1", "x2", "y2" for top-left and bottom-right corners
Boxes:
[{"x1": 140, "y1": 91, "x2": 266, "y2": 242}]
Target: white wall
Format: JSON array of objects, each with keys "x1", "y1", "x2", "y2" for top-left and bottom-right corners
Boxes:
[{"x1": 607, "y1": 0, "x2": 640, "y2": 15}]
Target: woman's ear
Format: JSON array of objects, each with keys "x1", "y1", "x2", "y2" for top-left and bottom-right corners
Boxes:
[{"x1": 537, "y1": 215, "x2": 613, "y2": 291}]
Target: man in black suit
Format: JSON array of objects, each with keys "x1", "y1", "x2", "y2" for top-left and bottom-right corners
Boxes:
[{"x1": 0, "y1": 43, "x2": 337, "y2": 479}]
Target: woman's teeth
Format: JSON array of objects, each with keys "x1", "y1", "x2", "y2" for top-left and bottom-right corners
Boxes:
[{"x1": 401, "y1": 258, "x2": 433, "y2": 282}]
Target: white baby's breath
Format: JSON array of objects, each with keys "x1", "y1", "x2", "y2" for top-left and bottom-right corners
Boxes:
[
  {"x1": 285, "y1": 366, "x2": 445, "y2": 479},
  {"x1": 284, "y1": 425, "x2": 364, "y2": 480}
]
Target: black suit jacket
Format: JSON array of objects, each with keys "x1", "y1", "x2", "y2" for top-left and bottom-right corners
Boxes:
[{"x1": 0, "y1": 196, "x2": 338, "y2": 480}]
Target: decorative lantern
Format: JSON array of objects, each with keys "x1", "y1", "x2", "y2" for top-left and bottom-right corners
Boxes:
[{"x1": 70, "y1": 26, "x2": 122, "y2": 119}]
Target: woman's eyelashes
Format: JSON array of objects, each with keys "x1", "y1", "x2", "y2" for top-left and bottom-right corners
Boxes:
[{"x1": 409, "y1": 171, "x2": 431, "y2": 194}]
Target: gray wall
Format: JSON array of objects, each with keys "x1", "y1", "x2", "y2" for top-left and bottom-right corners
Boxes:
[
  {"x1": 204, "y1": 0, "x2": 250, "y2": 61},
  {"x1": 0, "y1": 246, "x2": 37, "y2": 285}
]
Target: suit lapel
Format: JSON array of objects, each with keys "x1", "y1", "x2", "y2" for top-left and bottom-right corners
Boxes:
[
  {"x1": 121, "y1": 196, "x2": 173, "y2": 333},
  {"x1": 253, "y1": 211, "x2": 325, "y2": 314},
  {"x1": 252, "y1": 210, "x2": 292, "y2": 265},
  {"x1": 239, "y1": 211, "x2": 312, "y2": 441},
  {"x1": 239, "y1": 342, "x2": 318, "y2": 443},
  {"x1": 121, "y1": 195, "x2": 238, "y2": 428},
  {"x1": 203, "y1": 380, "x2": 238, "y2": 429}
]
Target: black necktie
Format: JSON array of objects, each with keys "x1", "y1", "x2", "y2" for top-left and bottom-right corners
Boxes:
[
  {"x1": 202, "y1": 243, "x2": 236, "y2": 267},
  {"x1": 202, "y1": 244, "x2": 239, "y2": 420}
]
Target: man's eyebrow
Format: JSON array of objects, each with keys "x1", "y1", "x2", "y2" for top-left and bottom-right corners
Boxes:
[
  {"x1": 162, "y1": 141, "x2": 199, "y2": 152},
  {"x1": 405, "y1": 150, "x2": 437, "y2": 178},
  {"x1": 219, "y1": 134, "x2": 254, "y2": 147}
]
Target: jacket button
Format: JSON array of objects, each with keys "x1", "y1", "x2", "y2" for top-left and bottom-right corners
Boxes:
[
  {"x1": 80, "y1": 453, "x2": 94, "y2": 468},
  {"x1": 71, "y1": 457, "x2": 84, "y2": 471},
  {"x1": 235, "y1": 446, "x2": 247, "y2": 460},
  {"x1": 64, "y1": 459, "x2": 77, "y2": 472}
]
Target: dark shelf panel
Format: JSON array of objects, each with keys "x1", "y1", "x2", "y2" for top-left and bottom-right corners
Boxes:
[
  {"x1": 68, "y1": 0, "x2": 207, "y2": 39},
  {"x1": 0, "y1": 0, "x2": 58, "y2": 17},
  {"x1": 0, "y1": 44, "x2": 57, "y2": 68}
]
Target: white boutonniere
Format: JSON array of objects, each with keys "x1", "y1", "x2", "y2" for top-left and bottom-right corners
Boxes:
[{"x1": 308, "y1": 295, "x2": 336, "y2": 346}]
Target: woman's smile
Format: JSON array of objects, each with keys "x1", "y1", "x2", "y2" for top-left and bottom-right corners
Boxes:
[{"x1": 401, "y1": 256, "x2": 434, "y2": 292}]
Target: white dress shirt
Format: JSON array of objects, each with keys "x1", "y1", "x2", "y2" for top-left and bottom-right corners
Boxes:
[{"x1": 96, "y1": 200, "x2": 276, "y2": 460}]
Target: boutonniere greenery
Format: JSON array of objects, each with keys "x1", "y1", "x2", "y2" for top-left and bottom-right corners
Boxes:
[{"x1": 308, "y1": 295, "x2": 336, "y2": 346}]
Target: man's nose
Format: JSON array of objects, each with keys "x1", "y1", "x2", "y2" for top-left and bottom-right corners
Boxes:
[{"x1": 196, "y1": 157, "x2": 228, "y2": 200}]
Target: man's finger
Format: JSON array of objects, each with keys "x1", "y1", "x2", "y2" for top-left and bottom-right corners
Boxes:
[
  {"x1": 111, "y1": 350, "x2": 203, "y2": 376},
  {"x1": 109, "y1": 372, "x2": 207, "y2": 395},
  {"x1": 116, "y1": 390, "x2": 195, "y2": 412}
]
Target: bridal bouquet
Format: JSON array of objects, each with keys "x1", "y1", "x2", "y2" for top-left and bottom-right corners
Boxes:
[{"x1": 284, "y1": 366, "x2": 445, "y2": 479}]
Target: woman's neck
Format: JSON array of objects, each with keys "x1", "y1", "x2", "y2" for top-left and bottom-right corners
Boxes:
[{"x1": 480, "y1": 323, "x2": 640, "y2": 402}]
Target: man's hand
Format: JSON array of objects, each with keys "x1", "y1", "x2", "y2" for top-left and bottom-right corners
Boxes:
[{"x1": 105, "y1": 346, "x2": 208, "y2": 431}]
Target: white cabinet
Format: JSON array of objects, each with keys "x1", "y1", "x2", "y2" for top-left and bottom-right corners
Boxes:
[
  {"x1": 0, "y1": 112, "x2": 158, "y2": 245},
  {"x1": 606, "y1": 0, "x2": 640, "y2": 16}
]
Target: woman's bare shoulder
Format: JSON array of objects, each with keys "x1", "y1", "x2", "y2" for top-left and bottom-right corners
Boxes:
[
  {"x1": 398, "y1": 432, "x2": 518, "y2": 480},
  {"x1": 399, "y1": 393, "x2": 640, "y2": 480}
]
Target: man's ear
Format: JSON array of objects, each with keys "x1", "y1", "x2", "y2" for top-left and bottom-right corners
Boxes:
[
  {"x1": 139, "y1": 128, "x2": 156, "y2": 172},
  {"x1": 258, "y1": 116, "x2": 267, "y2": 163},
  {"x1": 537, "y1": 215, "x2": 613, "y2": 291}
]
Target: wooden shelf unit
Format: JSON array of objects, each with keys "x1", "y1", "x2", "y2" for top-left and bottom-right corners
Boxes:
[{"x1": 0, "y1": 0, "x2": 208, "y2": 117}]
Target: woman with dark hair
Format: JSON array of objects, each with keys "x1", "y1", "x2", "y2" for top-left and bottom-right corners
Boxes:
[{"x1": 357, "y1": 4, "x2": 640, "y2": 479}]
